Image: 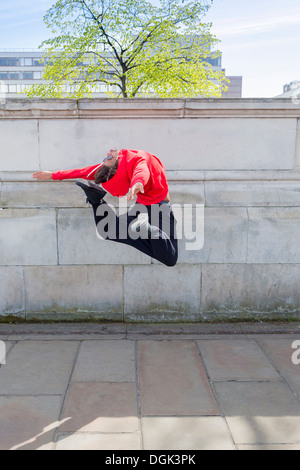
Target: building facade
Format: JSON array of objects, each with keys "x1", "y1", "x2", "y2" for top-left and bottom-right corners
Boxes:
[{"x1": 0, "y1": 49, "x2": 242, "y2": 99}]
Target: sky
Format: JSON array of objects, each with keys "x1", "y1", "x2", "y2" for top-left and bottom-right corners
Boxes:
[{"x1": 0, "y1": 0, "x2": 299, "y2": 97}]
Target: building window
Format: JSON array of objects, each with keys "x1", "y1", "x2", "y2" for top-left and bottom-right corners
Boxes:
[
  {"x1": 23, "y1": 72, "x2": 33, "y2": 80},
  {"x1": 8, "y1": 58, "x2": 21, "y2": 66},
  {"x1": 8, "y1": 72, "x2": 20, "y2": 80},
  {"x1": 32, "y1": 59, "x2": 44, "y2": 66},
  {"x1": 24, "y1": 58, "x2": 32, "y2": 66},
  {"x1": 8, "y1": 84, "x2": 17, "y2": 93},
  {"x1": 0, "y1": 82, "x2": 8, "y2": 93},
  {"x1": 0, "y1": 72, "x2": 7, "y2": 80},
  {"x1": 0, "y1": 58, "x2": 22, "y2": 66},
  {"x1": 33, "y1": 71, "x2": 42, "y2": 79}
]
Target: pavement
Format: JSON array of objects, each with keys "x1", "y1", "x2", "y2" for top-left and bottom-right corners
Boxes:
[{"x1": 0, "y1": 322, "x2": 300, "y2": 451}]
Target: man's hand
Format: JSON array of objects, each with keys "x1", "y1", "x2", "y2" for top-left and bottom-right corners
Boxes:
[
  {"x1": 32, "y1": 171, "x2": 53, "y2": 180},
  {"x1": 127, "y1": 182, "x2": 144, "y2": 201}
]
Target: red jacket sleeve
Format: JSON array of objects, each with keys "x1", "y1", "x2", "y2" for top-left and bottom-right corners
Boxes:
[
  {"x1": 127, "y1": 155, "x2": 150, "y2": 188},
  {"x1": 52, "y1": 163, "x2": 102, "y2": 181}
]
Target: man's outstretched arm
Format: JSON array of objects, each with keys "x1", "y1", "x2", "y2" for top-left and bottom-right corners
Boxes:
[
  {"x1": 32, "y1": 164, "x2": 102, "y2": 181},
  {"x1": 32, "y1": 171, "x2": 53, "y2": 180}
]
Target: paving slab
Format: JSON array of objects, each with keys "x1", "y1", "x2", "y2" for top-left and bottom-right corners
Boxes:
[
  {"x1": 214, "y1": 381, "x2": 300, "y2": 445},
  {"x1": 238, "y1": 444, "x2": 300, "y2": 450},
  {"x1": 142, "y1": 417, "x2": 235, "y2": 450},
  {"x1": 0, "y1": 329, "x2": 299, "y2": 450},
  {"x1": 55, "y1": 432, "x2": 141, "y2": 450},
  {"x1": 0, "y1": 395, "x2": 62, "y2": 450},
  {"x1": 197, "y1": 339, "x2": 280, "y2": 381},
  {"x1": 138, "y1": 340, "x2": 219, "y2": 416},
  {"x1": 0, "y1": 341, "x2": 79, "y2": 395},
  {"x1": 257, "y1": 337, "x2": 300, "y2": 396},
  {"x1": 60, "y1": 382, "x2": 139, "y2": 433},
  {"x1": 72, "y1": 340, "x2": 136, "y2": 382}
]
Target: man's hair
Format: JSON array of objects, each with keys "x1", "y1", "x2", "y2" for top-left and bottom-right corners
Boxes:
[{"x1": 94, "y1": 160, "x2": 119, "y2": 184}]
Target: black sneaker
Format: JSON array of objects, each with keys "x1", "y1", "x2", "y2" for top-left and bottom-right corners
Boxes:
[{"x1": 76, "y1": 179, "x2": 107, "y2": 205}]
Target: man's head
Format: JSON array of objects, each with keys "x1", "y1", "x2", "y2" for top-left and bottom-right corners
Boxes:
[
  {"x1": 94, "y1": 148, "x2": 120, "y2": 184},
  {"x1": 103, "y1": 148, "x2": 120, "y2": 167}
]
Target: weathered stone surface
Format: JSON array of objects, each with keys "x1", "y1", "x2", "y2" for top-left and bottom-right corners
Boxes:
[
  {"x1": 176, "y1": 207, "x2": 248, "y2": 264},
  {"x1": 1, "y1": 100, "x2": 300, "y2": 321},
  {"x1": 201, "y1": 264, "x2": 300, "y2": 316},
  {"x1": 257, "y1": 337, "x2": 300, "y2": 395},
  {"x1": 215, "y1": 381, "x2": 300, "y2": 444},
  {"x1": 0, "y1": 119, "x2": 39, "y2": 171},
  {"x1": 0, "y1": 340, "x2": 78, "y2": 394},
  {"x1": 55, "y1": 432, "x2": 141, "y2": 450},
  {"x1": 24, "y1": 265, "x2": 123, "y2": 319},
  {"x1": 205, "y1": 180, "x2": 300, "y2": 207},
  {"x1": 138, "y1": 340, "x2": 218, "y2": 416},
  {"x1": 0, "y1": 181, "x2": 86, "y2": 208},
  {"x1": 124, "y1": 265, "x2": 201, "y2": 321},
  {"x1": 60, "y1": 382, "x2": 139, "y2": 433},
  {"x1": 72, "y1": 340, "x2": 136, "y2": 382},
  {"x1": 0, "y1": 267, "x2": 24, "y2": 315},
  {"x1": 142, "y1": 417, "x2": 234, "y2": 450},
  {"x1": 0, "y1": 396, "x2": 62, "y2": 450},
  {"x1": 197, "y1": 339, "x2": 280, "y2": 381},
  {"x1": 0, "y1": 209, "x2": 57, "y2": 266},
  {"x1": 57, "y1": 208, "x2": 151, "y2": 265},
  {"x1": 247, "y1": 207, "x2": 300, "y2": 263}
]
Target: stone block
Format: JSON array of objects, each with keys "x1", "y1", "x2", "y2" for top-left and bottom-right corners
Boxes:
[
  {"x1": 198, "y1": 339, "x2": 280, "y2": 381},
  {"x1": 138, "y1": 340, "x2": 218, "y2": 416},
  {"x1": 168, "y1": 182, "x2": 205, "y2": 204},
  {"x1": 142, "y1": 417, "x2": 234, "y2": 450},
  {"x1": 39, "y1": 118, "x2": 134, "y2": 171},
  {"x1": 55, "y1": 433, "x2": 141, "y2": 451},
  {"x1": 247, "y1": 207, "x2": 300, "y2": 263},
  {"x1": 60, "y1": 382, "x2": 138, "y2": 433},
  {"x1": 257, "y1": 338, "x2": 300, "y2": 396},
  {"x1": 72, "y1": 340, "x2": 136, "y2": 382},
  {"x1": 0, "y1": 119, "x2": 39, "y2": 171},
  {"x1": 0, "y1": 209, "x2": 57, "y2": 265},
  {"x1": 201, "y1": 264, "x2": 300, "y2": 317},
  {"x1": 57, "y1": 208, "x2": 150, "y2": 265},
  {"x1": 205, "y1": 180, "x2": 300, "y2": 207},
  {"x1": 37, "y1": 117, "x2": 297, "y2": 172},
  {"x1": 214, "y1": 381, "x2": 300, "y2": 444},
  {"x1": 23, "y1": 265, "x2": 123, "y2": 319},
  {"x1": 0, "y1": 396, "x2": 62, "y2": 450},
  {"x1": 0, "y1": 181, "x2": 86, "y2": 208},
  {"x1": 124, "y1": 118, "x2": 296, "y2": 171},
  {"x1": 175, "y1": 207, "x2": 248, "y2": 264},
  {"x1": 0, "y1": 267, "x2": 24, "y2": 316},
  {"x1": 124, "y1": 265, "x2": 201, "y2": 321},
  {"x1": 0, "y1": 340, "x2": 78, "y2": 394}
]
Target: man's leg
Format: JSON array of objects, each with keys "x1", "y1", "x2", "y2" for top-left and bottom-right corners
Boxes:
[{"x1": 91, "y1": 201, "x2": 178, "y2": 267}]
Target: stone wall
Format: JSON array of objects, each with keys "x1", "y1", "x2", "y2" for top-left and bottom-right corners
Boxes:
[{"x1": 0, "y1": 98, "x2": 300, "y2": 322}]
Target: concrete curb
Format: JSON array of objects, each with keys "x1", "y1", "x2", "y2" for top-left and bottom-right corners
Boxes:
[{"x1": 0, "y1": 322, "x2": 300, "y2": 336}]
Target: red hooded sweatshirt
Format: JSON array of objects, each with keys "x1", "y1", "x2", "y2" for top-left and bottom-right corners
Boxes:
[{"x1": 52, "y1": 149, "x2": 169, "y2": 205}]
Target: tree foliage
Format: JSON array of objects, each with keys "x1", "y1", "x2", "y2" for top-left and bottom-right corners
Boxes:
[{"x1": 27, "y1": 0, "x2": 229, "y2": 99}]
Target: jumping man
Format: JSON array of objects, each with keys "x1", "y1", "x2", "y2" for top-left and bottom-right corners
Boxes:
[{"x1": 32, "y1": 148, "x2": 178, "y2": 267}]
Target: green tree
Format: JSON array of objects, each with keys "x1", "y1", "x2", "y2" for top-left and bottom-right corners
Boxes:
[{"x1": 27, "y1": 0, "x2": 229, "y2": 99}]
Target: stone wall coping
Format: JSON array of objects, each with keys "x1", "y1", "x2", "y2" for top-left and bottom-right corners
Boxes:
[
  {"x1": 0, "y1": 98, "x2": 300, "y2": 119},
  {"x1": 2, "y1": 170, "x2": 300, "y2": 182}
]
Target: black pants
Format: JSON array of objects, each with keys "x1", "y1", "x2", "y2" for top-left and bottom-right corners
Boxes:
[{"x1": 91, "y1": 201, "x2": 178, "y2": 267}]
